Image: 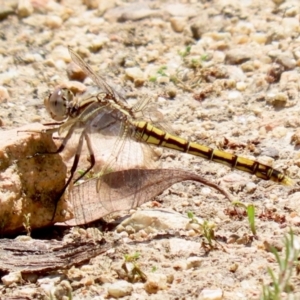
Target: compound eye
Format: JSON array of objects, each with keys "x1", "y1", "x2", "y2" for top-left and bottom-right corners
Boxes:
[{"x1": 44, "y1": 88, "x2": 74, "y2": 121}]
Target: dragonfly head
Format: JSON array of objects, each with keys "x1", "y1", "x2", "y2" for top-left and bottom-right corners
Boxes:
[{"x1": 44, "y1": 88, "x2": 74, "y2": 121}]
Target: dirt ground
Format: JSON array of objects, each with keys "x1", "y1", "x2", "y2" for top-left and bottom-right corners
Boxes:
[{"x1": 1, "y1": 0, "x2": 300, "y2": 299}]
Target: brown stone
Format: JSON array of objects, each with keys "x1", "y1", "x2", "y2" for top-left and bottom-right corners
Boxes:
[{"x1": 0, "y1": 124, "x2": 72, "y2": 235}]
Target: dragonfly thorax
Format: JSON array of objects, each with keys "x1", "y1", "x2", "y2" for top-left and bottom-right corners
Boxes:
[{"x1": 44, "y1": 88, "x2": 74, "y2": 121}]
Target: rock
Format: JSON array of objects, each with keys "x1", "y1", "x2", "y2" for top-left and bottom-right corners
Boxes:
[
  {"x1": 44, "y1": 15, "x2": 63, "y2": 29},
  {"x1": 125, "y1": 67, "x2": 144, "y2": 80},
  {"x1": 82, "y1": 0, "x2": 100, "y2": 10},
  {"x1": 0, "y1": 5, "x2": 14, "y2": 21},
  {"x1": 265, "y1": 92, "x2": 288, "y2": 108},
  {"x1": 53, "y1": 280, "x2": 73, "y2": 299},
  {"x1": 225, "y1": 49, "x2": 251, "y2": 65},
  {"x1": 251, "y1": 33, "x2": 268, "y2": 44},
  {"x1": 97, "y1": 0, "x2": 116, "y2": 16},
  {"x1": 66, "y1": 267, "x2": 85, "y2": 281},
  {"x1": 1, "y1": 271, "x2": 22, "y2": 286},
  {"x1": 163, "y1": 3, "x2": 198, "y2": 17},
  {"x1": 190, "y1": 19, "x2": 208, "y2": 40},
  {"x1": 277, "y1": 54, "x2": 296, "y2": 70},
  {"x1": 0, "y1": 86, "x2": 9, "y2": 102},
  {"x1": 170, "y1": 17, "x2": 186, "y2": 33},
  {"x1": 17, "y1": 0, "x2": 33, "y2": 18},
  {"x1": 186, "y1": 257, "x2": 202, "y2": 269},
  {"x1": 106, "y1": 280, "x2": 133, "y2": 298},
  {"x1": 291, "y1": 129, "x2": 300, "y2": 146},
  {"x1": 290, "y1": 215, "x2": 300, "y2": 226},
  {"x1": 67, "y1": 62, "x2": 87, "y2": 82},
  {"x1": 51, "y1": 46, "x2": 71, "y2": 63},
  {"x1": 118, "y1": 6, "x2": 161, "y2": 22},
  {"x1": 88, "y1": 36, "x2": 109, "y2": 53},
  {"x1": 118, "y1": 210, "x2": 196, "y2": 234},
  {"x1": 169, "y1": 238, "x2": 201, "y2": 256},
  {"x1": 199, "y1": 288, "x2": 223, "y2": 300},
  {"x1": 105, "y1": 4, "x2": 160, "y2": 22},
  {"x1": 59, "y1": 81, "x2": 87, "y2": 95},
  {"x1": 236, "y1": 81, "x2": 247, "y2": 91},
  {"x1": 125, "y1": 67, "x2": 145, "y2": 86},
  {"x1": 271, "y1": 0, "x2": 284, "y2": 4},
  {"x1": 0, "y1": 124, "x2": 72, "y2": 235},
  {"x1": 244, "y1": 182, "x2": 257, "y2": 193},
  {"x1": 173, "y1": 260, "x2": 187, "y2": 271},
  {"x1": 38, "y1": 275, "x2": 63, "y2": 296},
  {"x1": 260, "y1": 147, "x2": 279, "y2": 159},
  {"x1": 144, "y1": 273, "x2": 168, "y2": 294}
]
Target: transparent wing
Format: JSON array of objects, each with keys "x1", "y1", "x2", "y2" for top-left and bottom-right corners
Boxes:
[
  {"x1": 89, "y1": 123, "x2": 158, "y2": 211},
  {"x1": 68, "y1": 47, "x2": 126, "y2": 103},
  {"x1": 65, "y1": 105, "x2": 159, "y2": 222},
  {"x1": 132, "y1": 95, "x2": 175, "y2": 135}
]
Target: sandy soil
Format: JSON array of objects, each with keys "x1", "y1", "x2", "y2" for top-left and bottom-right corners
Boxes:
[{"x1": 1, "y1": 0, "x2": 300, "y2": 299}]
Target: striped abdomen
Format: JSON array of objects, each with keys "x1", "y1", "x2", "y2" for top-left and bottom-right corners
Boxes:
[{"x1": 133, "y1": 121, "x2": 292, "y2": 185}]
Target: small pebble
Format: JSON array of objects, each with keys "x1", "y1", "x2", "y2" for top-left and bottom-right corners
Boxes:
[
  {"x1": 0, "y1": 86, "x2": 9, "y2": 102},
  {"x1": 67, "y1": 62, "x2": 87, "y2": 82},
  {"x1": 125, "y1": 67, "x2": 145, "y2": 81},
  {"x1": 82, "y1": 0, "x2": 100, "y2": 10},
  {"x1": 236, "y1": 81, "x2": 247, "y2": 91},
  {"x1": 265, "y1": 93, "x2": 288, "y2": 107},
  {"x1": 291, "y1": 129, "x2": 300, "y2": 146},
  {"x1": 277, "y1": 54, "x2": 296, "y2": 70},
  {"x1": 170, "y1": 17, "x2": 186, "y2": 33},
  {"x1": 199, "y1": 288, "x2": 223, "y2": 300},
  {"x1": 251, "y1": 33, "x2": 267, "y2": 44},
  {"x1": 186, "y1": 257, "x2": 202, "y2": 269},
  {"x1": 271, "y1": 126, "x2": 287, "y2": 138},
  {"x1": 2, "y1": 272, "x2": 22, "y2": 286},
  {"x1": 226, "y1": 50, "x2": 251, "y2": 65},
  {"x1": 89, "y1": 36, "x2": 109, "y2": 53},
  {"x1": 228, "y1": 263, "x2": 238, "y2": 273},
  {"x1": 59, "y1": 81, "x2": 87, "y2": 95},
  {"x1": 106, "y1": 280, "x2": 133, "y2": 298},
  {"x1": 51, "y1": 47, "x2": 71, "y2": 63},
  {"x1": 245, "y1": 182, "x2": 257, "y2": 193},
  {"x1": 44, "y1": 15, "x2": 63, "y2": 29},
  {"x1": 173, "y1": 261, "x2": 187, "y2": 271},
  {"x1": 53, "y1": 280, "x2": 73, "y2": 299},
  {"x1": 290, "y1": 216, "x2": 300, "y2": 226},
  {"x1": 144, "y1": 273, "x2": 168, "y2": 294},
  {"x1": 18, "y1": 0, "x2": 33, "y2": 18}
]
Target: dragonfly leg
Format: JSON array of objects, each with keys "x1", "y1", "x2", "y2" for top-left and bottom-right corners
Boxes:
[
  {"x1": 31, "y1": 122, "x2": 78, "y2": 158},
  {"x1": 51, "y1": 128, "x2": 86, "y2": 220},
  {"x1": 73, "y1": 132, "x2": 95, "y2": 184}
]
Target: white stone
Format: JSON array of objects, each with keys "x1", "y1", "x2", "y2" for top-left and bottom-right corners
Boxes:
[
  {"x1": 169, "y1": 238, "x2": 201, "y2": 256},
  {"x1": 125, "y1": 67, "x2": 145, "y2": 81},
  {"x1": 245, "y1": 182, "x2": 257, "y2": 193},
  {"x1": 118, "y1": 210, "x2": 196, "y2": 233},
  {"x1": 2, "y1": 272, "x2": 22, "y2": 286},
  {"x1": 44, "y1": 16, "x2": 63, "y2": 29},
  {"x1": 199, "y1": 288, "x2": 223, "y2": 300},
  {"x1": 186, "y1": 256, "x2": 202, "y2": 269},
  {"x1": 106, "y1": 280, "x2": 133, "y2": 298}
]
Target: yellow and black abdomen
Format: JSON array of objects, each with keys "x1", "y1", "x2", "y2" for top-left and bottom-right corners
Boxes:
[{"x1": 133, "y1": 121, "x2": 292, "y2": 185}]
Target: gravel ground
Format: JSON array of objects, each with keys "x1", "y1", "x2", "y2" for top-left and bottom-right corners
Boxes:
[{"x1": 1, "y1": 0, "x2": 300, "y2": 299}]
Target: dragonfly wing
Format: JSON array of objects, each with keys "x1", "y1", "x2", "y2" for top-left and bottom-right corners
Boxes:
[
  {"x1": 68, "y1": 47, "x2": 126, "y2": 103},
  {"x1": 67, "y1": 106, "x2": 158, "y2": 222},
  {"x1": 92, "y1": 131, "x2": 158, "y2": 211}
]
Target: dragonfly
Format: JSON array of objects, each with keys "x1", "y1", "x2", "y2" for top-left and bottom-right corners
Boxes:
[{"x1": 42, "y1": 47, "x2": 293, "y2": 220}]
